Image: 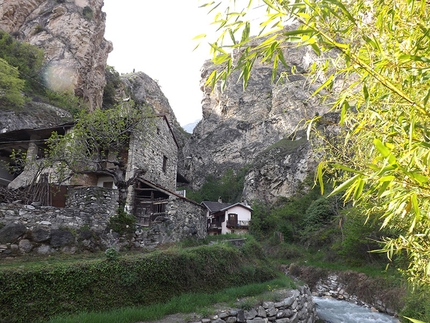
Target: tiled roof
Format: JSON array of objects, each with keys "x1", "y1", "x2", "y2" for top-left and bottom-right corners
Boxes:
[
  {"x1": 201, "y1": 201, "x2": 232, "y2": 213},
  {"x1": 201, "y1": 201, "x2": 253, "y2": 213}
]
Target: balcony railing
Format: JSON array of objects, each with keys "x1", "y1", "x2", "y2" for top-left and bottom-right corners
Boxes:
[{"x1": 226, "y1": 220, "x2": 250, "y2": 229}]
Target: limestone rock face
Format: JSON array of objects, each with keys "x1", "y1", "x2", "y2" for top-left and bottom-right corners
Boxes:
[
  {"x1": 242, "y1": 132, "x2": 318, "y2": 203},
  {"x1": 183, "y1": 43, "x2": 330, "y2": 202},
  {"x1": 0, "y1": 0, "x2": 112, "y2": 110},
  {"x1": 0, "y1": 103, "x2": 73, "y2": 133}
]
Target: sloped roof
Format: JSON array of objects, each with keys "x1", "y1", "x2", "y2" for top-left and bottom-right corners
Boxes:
[
  {"x1": 202, "y1": 201, "x2": 253, "y2": 213},
  {"x1": 137, "y1": 178, "x2": 204, "y2": 208},
  {"x1": 201, "y1": 201, "x2": 232, "y2": 213},
  {"x1": 220, "y1": 202, "x2": 253, "y2": 212}
]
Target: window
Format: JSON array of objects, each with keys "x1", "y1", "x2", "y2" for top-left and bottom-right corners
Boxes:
[
  {"x1": 162, "y1": 155, "x2": 167, "y2": 173},
  {"x1": 227, "y1": 213, "x2": 238, "y2": 228},
  {"x1": 103, "y1": 181, "x2": 113, "y2": 188}
]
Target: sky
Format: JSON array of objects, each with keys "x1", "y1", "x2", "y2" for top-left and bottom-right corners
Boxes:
[{"x1": 103, "y1": 1, "x2": 216, "y2": 127}]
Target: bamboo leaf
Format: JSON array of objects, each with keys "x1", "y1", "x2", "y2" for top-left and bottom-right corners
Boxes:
[
  {"x1": 313, "y1": 74, "x2": 335, "y2": 96},
  {"x1": 329, "y1": 174, "x2": 361, "y2": 197},
  {"x1": 317, "y1": 162, "x2": 325, "y2": 195},
  {"x1": 404, "y1": 316, "x2": 427, "y2": 323}
]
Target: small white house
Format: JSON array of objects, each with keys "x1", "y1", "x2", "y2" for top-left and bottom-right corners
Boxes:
[{"x1": 202, "y1": 200, "x2": 252, "y2": 235}]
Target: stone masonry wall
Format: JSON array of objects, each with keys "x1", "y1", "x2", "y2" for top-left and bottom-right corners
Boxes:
[
  {"x1": 188, "y1": 285, "x2": 317, "y2": 323},
  {"x1": 128, "y1": 116, "x2": 178, "y2": 192},
  {"x1": 0, "y1": 187, "x2": 207, "y2": 256},
  {"x1": 133, "y1": 195, "x2": 207, "y2": 249}
]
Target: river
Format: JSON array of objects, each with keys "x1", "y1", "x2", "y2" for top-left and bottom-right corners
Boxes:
[{"x1": 314, "y1": 297, "x2": 400, "y2": 323}]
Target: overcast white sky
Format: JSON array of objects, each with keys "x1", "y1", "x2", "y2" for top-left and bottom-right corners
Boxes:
[{"x1": 103, "y1": 0, "x2": 216, "y2": 126}]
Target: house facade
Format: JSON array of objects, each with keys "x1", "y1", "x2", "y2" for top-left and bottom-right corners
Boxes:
[
  {"x1": 0, "y1": 114, "x2": 207, "y2": 252},
  {"x1": 202, "y1": 200, "x2": 252, "y2": 235}
]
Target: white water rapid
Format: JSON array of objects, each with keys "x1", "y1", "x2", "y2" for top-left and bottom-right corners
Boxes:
[{"x1": 314, "y1": 297, "x2": 400, "y2": 323}]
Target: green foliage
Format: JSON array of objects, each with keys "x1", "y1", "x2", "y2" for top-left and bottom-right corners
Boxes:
[
  {"x1": 204, "y1": 0, "x2": 430, "y2": 287},
  {"x1": 108, "y1": 208, "x2": 136, "y2": 235},
  {"x1": 47, "y1": 276, "x2": 294, "y2": 323},
  {"x1": 103, "y1": 66, "x2": 122, "y2": 109},
  {"x1": 186, "y1": 166, "x2": 249, "y2": 203},
  {"x1": 0, "y1": 242, "x2": 276, "y2": 323},
  {"x1": 249, "y1": 200, "x2": 278, "y2": 240},
  {"x1": 47, "y1": 105, "x2": 154, "y2": 210},
  {"x1": 104, "y1": 248, "x2": 120, "y2": 261},
  {"x1": 0, "y1": 30, "x2": 84, "y2": 115},
  {"x1": 400, "y1": 286, "x2": 430, "y2": 323},
  {"x1": 0, "y1": 58, "x2": 26, "y2": 109},
  {"x1": 303, "y1": 197, "x2": 336, "y2": 226},
  {"x1": 82, "y1": 6, "x2": 94, "y2": 20},
  {"x1": 337, "y1": 209, "x2": 388, "y2": 266},
  {"x1": 0, "y1": 30, "x2": 44, "y2": 84},
  {"x1": 249, "y1": 181, "x2": 323, "y2": 242}
]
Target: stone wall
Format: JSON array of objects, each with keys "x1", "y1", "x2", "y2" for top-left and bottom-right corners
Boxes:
[
  {"x1": 128, "y1": 116, "x2": 178, "y2": 192},
  {"x1": 133, "y1": 195, "x2": 207, "y2": 248},
  {"x1": 187, "y1": 286, "x2": 317, "y2": 323},
  {"x1": 0, "y1": 187, "x2": 207, "y2": 256}
]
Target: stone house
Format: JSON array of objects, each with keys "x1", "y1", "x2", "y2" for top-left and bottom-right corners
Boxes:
[
  {"x1": 0, "y1": 122, "x2": 74, "y2": 195},
  {"x1": 0, "y1": 115, "x2": 207, "y2": 252},
  {"x1": 202, "y1": 199, "x2": 252, "y2": 235}
]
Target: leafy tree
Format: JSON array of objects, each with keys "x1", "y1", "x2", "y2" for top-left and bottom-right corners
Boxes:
[
  {"x1": 46, "y1": 104, "x2": 154, "y2": 211},
  {"x1": 103, "y1": 66, "x2": 123, "y2": 109},
  {"x1": 0, "y1": 30, "x2": 44, "y2": 92},
  {"x1": 202, "y1": 0, "x2": 430, "y2": 287},
  {"x1": 0, "y1": 58, "x2": 26, "y2": 109},
  {"x1": 186, "y1": 167, "x2": 249, "y2": 203}
]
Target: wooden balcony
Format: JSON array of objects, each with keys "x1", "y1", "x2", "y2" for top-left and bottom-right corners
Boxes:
[{"x1": 226, "y1": 220, "x2": 250, "y2": 229}]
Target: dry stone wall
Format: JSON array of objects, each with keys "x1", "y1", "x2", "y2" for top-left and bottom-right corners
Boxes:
[
  {"x1": 188, "y1": 286, "x2": 317, "y2": 323},
  {"x1": 0, "y1": 187, "x2": 207, "y2": 257}
]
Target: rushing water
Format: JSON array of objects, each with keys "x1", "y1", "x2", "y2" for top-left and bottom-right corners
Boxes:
[{"x1": 314, "y1": 297, "x2": 400, "y2": 323}]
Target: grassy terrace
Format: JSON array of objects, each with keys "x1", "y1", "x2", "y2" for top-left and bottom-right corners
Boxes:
[
  {"x1": 48, "y1": 276, "x2": 295, "y2": 323},
  {"x1": 0, "y1": 236, "x2": 283, "y2": 323}
]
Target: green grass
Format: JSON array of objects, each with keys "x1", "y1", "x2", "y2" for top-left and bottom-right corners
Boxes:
[
  {"x1": 47, "y1": 276, "x2": 295, "y2": 323},
  {"x1": 0, "y1": 249, "x2": 154, "y2": 271}
]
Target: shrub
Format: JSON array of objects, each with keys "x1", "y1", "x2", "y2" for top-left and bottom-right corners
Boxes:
[
  {"x1": 104, "y1": 247, "x2": 119, "y2": 261},
  {"x1": 83, "y1": 6, "x2": 93, "y2": 20},
  {"x1": 107, "y1": 208, "x2": 136, "y2": 235},
  {"x1": 185, "y1": 166, "x2": 250, "y2": 203},
  {"x1": 0, "y1": 243, "x2": 276, "y2": 322}
]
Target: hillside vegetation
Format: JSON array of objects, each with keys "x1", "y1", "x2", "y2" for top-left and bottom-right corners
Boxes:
[{"x1": 0, "y1": 30, "x2": 84, "y2": 115}]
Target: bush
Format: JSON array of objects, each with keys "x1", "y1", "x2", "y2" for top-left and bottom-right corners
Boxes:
[
  {"x1": 337, "y1": 209, "x2": 386, "y2": 266},
  {"x1": 104, "y1": 247, "x2": 119, "y2": 261},
  {"x1": 107, "y1": 208, "x2": 136, "y2": 235},
  {"x1": 401, "y1": 286, "x2": 430, "y2": 323},
  {"x1": 185, "y1": 166, "x2": 250, "y2": 203},
  {"x1": 0, "y1": 242, "x2": 276, "y2": 322},
  {"x1": 83, "y1": 6, "x2": 93, "y2": 20},
  {"x1": 0, "y1": 58, "x2": 25, "y2": 110}
]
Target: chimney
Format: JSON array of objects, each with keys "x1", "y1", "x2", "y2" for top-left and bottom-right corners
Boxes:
[{"x1": 218, "y1": 196, "x2": 222, "y2": 203}]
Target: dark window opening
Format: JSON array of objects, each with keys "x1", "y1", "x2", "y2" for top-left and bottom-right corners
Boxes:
[
  {"x1": 162, "y1": 155, "x2": 167, "y2": 173},
  {"x1": 103, "y1": 181, "x2": 113, "y2": 188},
  {"x1": 227, "y1": 213, "x2": 238, "y2": 228}
]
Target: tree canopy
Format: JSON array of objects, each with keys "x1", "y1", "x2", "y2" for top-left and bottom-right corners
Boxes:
[
  {"x1": 46, "y1": 104, "x2": 154, "y2": 210},
  {"x1": 202, "y1": 0, "x2": 430, "y2": 288},
  {"x1": 0, "y1": 58, "x2": 26, "y2": 109}
]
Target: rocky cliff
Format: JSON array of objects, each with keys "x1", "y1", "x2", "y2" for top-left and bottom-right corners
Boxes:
[
  {"x1": 183, "y1": 43, "x2": 331, "y2": 203},
  {"x1": 0, "y1": 0, "x2": 112, "y2": 110},
  {"x1": 0, "y1": 103, "x2": 73, "y2": 133}
]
